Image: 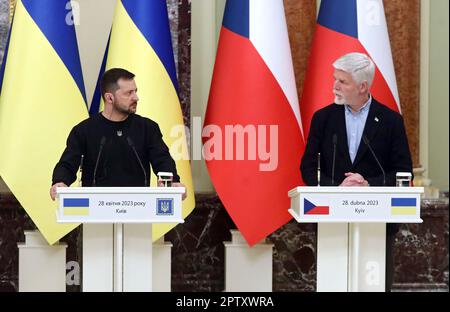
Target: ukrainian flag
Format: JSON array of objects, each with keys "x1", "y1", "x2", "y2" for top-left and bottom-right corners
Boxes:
[
  {"x1": 63, "y1": 198, "x2": 90, "y2": 216},
  {"x1": 391, "y1": 198, "x2": 417, "y2": 216},
  {"x1": 0, "y1": 0, "x2": 88, "y2": 244},
  {"x1": 91, "y1": 0, "x2": 195, "y2": 240}
]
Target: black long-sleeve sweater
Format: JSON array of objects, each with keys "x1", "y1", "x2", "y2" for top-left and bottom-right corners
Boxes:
[{"x1": 52, "y1": 113, "x2": 179, "y2": 187}]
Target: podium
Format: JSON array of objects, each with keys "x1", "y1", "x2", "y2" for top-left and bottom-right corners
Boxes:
[
  {"x1": 56, "y1": 187, "x2": 185, "y2": 292},
  {"x1": 288, "y1": 186, "x2": 423, "y2": 292}
]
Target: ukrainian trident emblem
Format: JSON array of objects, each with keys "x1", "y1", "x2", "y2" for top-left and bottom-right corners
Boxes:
[{"x1": 156, "y1": 199, "x2": 174, "y2": 215}]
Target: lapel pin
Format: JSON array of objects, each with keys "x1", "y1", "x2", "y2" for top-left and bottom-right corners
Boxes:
[{"x1": 374, "y1": 117, "x2": 379, "y2": 122}]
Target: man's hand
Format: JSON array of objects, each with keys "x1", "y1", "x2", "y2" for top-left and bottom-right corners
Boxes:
[
  {"x1": 156, "y1": 181, "x2": 187, "y2": 200},
  {"x1": 340, "y1": 172, "x2": 369, "y2": 187},
  {"x1": 50, "y1": 182, "x2": 67, "y2": 201},
  {"x1": 172, "y1": 182, "x2": 187, "y2": 200}
]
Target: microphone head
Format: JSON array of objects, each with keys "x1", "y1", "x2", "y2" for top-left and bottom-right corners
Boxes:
[
  {"x1": 126, "y1": 136, "x2": 134, "y2": 147},
  {"x1": 362, "y1": 135, "x2": 369, "y2": 145},
  {"x1": 100, "y1": 136, "x2": 106, "y2": 146},
  {"x1": 332, "y1": 134, "x2": 337, "y2": 144}
]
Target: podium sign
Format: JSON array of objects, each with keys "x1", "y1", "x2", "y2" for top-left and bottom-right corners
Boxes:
[
  {"x1": 56, "y1": 187, "x2": 184, "y2": 224},
  {"x1": 55, "y1": 186, "x2": 185, "y2": 292},
  {"x1": 288, "y1": 186, "x2": 423, "y2": 223},
  {"x1": 288, "y1": 186, "x2": 424, "y2": 292}
]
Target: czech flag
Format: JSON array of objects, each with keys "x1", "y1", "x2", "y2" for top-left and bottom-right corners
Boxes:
[
  {"x1": 204, "y1": 0, "x2": 304, "y2": 246},
  {"x1": 300, "y1": 0, "x2": 400, "y2": 139},
  {"x1": 0, "y1": 0, "x2": 88, "y2": 244},
  {"x1": 90, "y1": 0, "x2": 195, "y2": 241},
  {"x1": 304, "y1": 198, "x2": 330, "y2": 215}
]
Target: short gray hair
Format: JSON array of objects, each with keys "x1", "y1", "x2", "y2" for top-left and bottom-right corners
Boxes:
[{"x1": 333, "y1": 52, "x2": 375, "y2": 87}]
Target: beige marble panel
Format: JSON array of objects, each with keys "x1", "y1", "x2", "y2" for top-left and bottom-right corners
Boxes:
[
  {"x1": 9, "y1": 0, "x2": 15, "y2": 22},
  {"x1": 284, "y1": 0, "x2": 316, "y2": 107},
  {"x1": 384, "y1": 0, "x2": 420, "y2": 167}
]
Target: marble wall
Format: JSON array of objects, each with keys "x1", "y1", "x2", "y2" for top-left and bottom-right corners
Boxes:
[
  {"x1": 0, "y1": 0, "x2": 9, "y2": 66},
  {"x1": 0, "y1": 192, "x2": 448, "y2": 292},
  {"x1": 0, "y1": 0, "x2": 11, "y2": 193},
  {"x1": 169, "y1": 0, "x2": 191, "y2": 127},
  {"x1": 394, "y1": 197, "x2": 449, "y2": 291},
  {"x1": 384, "y1": 0, "x2": 420, "y2": 167},
  {"x1": 284, "y1": 0, "x2": 316, "y2": 108}
]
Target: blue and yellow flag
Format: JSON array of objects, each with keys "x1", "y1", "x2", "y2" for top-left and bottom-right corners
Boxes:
[
  {"x1": 63, "y1": 198, "x2": 90, "y2": 216},
  {"x1": 91, "y1": 0, "x2": 195, "y2": 240},
  {"x1": 391, "y1": 198, "x2": 417, "y2": 216},
  {"x1": 0, "y1": 0, "x2": 88, "y2": 244}
]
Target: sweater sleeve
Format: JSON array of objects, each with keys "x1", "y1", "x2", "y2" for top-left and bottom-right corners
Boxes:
[{"x1": 52, "y1": 125, "x2": 84, "y2": 186}]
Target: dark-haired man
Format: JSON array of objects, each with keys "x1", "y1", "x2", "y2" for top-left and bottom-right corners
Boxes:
[{"x1": 50, "y1": 68, "x2": 186, "y2": 199}]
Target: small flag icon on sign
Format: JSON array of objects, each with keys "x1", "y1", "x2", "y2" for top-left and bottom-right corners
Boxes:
[
  {"x1": 391, "y1": 198, "x2": 416, "y2": 215},
  {"x1": 63, "y1": 198, "x2": 90, "y2": 216},
  {"x1": 304, "y1": 199, "x2": 329, "y2": 215}
]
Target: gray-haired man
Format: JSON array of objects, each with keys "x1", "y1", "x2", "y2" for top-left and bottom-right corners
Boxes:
[{"x1": 300, "y1": 52, "x2": 413, "y2": 291}]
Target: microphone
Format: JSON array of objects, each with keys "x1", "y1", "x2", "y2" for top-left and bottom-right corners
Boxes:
[
  {"x1": 331, "y1": 134, "x2": 337, "y2": 186},
  {"x1": 93, "y1": 136, "x2": 106, "y2": 187},
  {"x1": 362, "y1": 135, "x2": 385, "y2": 186},
  {"x1": 78, "y1": 154, "x2": 84, "y2": 187},
  {"x1": 127, "y1": 136, "x2": 148, "y2": 186},
  {"x1": 317, "y1": 153, "x2": 321, "y2": 186}
]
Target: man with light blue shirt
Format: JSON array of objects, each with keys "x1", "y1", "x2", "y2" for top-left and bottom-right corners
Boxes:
[
  {"x1": 345, "y1": 94, "x2": 371, "y2": 164},
  {"x1": 300, "y1": 52, "x2": 413, "y2": 291}
]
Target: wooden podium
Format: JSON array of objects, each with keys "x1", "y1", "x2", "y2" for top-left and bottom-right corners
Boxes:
[
  {"x1": 288, "y1": 186, "x2": 423, "y2": 292},
  {"x1": 56, "y1": 187, "x2": 185, "y2": 292}
]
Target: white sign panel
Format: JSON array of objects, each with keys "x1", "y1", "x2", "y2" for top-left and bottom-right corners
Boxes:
[
  {"x1": 56, "y1": 187, "x2": 184, "y2": 223},
  {"x1": 288, "y1": 187, "x2": 423, "y2": 223}
]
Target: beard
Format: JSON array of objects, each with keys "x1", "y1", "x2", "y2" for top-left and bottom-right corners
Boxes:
[
  {"x1": 113, "y1": 101, "x2": 137, "y2": 115},
  {"x1": 333, "y1": 90, "x2": 346, "y2": 105}
]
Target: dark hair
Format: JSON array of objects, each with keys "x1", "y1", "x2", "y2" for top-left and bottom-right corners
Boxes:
[{"x1": 100, "y1": 68, "x2": 135, "y2": 100}]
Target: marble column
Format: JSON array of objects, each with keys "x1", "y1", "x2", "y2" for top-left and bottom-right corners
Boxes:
[
  {"x1": 0, "y1": 0, "x2": 9, "y2": 63},
  {"x1": 0, "y1": 1, "x2": 11, "y2": 193}
]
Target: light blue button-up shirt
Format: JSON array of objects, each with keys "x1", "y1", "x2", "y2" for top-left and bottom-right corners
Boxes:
[{"x1": 345, "y1": 95, "x2": 372, "y2": 163}]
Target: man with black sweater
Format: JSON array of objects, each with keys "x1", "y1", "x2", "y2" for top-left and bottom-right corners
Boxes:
[{"x1": 50, "y1": 68, "x2": 186, "y2": 200}]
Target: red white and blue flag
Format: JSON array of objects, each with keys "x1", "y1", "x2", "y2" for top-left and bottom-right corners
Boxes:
[
  {"x1": 300, "y1": 0, "x2": 400, "y2": 139},
  {"x1": 304, "y1": 199, "x2": 330, "y2": 215},
  {"x1": 203, "y1": 0, "x2": 304, "y2": 246}
]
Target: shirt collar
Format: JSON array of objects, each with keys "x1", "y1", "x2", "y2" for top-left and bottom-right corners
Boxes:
[{"x1": 345, "y1": 94, "x2": 372, "y2": 114}]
